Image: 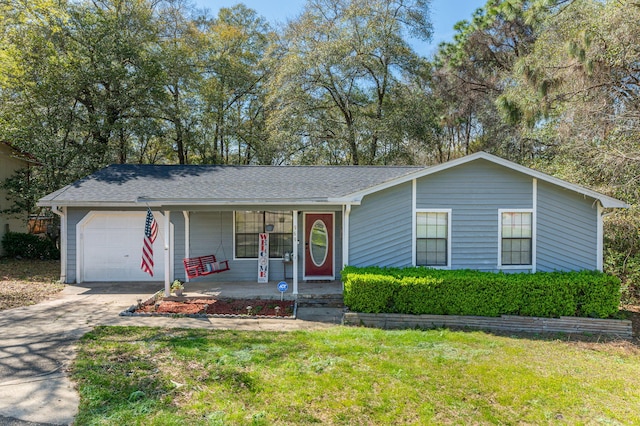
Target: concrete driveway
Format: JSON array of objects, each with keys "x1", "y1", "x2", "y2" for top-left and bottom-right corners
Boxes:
[{"x1": 0, "y1": 282, "x2": 342, "y2": 425}]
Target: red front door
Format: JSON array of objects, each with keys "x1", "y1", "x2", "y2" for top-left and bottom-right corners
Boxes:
[{"x1": 304, "y1": 213, "x2": 334, "y2": 279}]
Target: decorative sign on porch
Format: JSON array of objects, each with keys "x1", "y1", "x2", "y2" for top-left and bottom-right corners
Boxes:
[{"x1": 257, "y1": 232, "x2": 269, "y2": 283}]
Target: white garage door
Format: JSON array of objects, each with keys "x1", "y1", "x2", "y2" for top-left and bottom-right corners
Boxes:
[{"x1": 79, "y1": 211, "x2": 168, "y2": 282}]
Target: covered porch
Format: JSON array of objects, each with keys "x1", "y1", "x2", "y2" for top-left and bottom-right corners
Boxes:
[
  {"x1": 177, "y1": 279, "x2": 344, "y2": 301},
  {"x1": 155, "y1": 207, "x2": 349, "y2": 298}
]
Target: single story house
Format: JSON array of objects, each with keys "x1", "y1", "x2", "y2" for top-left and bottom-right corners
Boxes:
[{"x1": 38, "y1": 152, "x2": 628, "y2": 296}]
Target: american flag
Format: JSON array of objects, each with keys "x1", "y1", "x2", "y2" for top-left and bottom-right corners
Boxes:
[{"x1": 141, "y1": 208, "x2": 158, "y2": 276}]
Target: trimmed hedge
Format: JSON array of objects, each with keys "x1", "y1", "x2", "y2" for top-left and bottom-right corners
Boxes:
[
  {"x1": 342, "y1": 266, "x2": 621, "y2": 319},
  {"x1": 1, "y1": 231, "x2": 60, "y2": 260}
]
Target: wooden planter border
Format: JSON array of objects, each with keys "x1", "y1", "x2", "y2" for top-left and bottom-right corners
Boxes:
[{"x1": 342, "y1": 312, "x2": 633, "y2": 339}]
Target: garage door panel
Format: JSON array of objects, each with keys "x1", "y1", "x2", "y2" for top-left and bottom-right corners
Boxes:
[{"x1": 80, "y1": 212, "x2": 165, "y2": 282}]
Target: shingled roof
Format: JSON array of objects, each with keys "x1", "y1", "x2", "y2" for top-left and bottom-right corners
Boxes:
[
  {"x1": 38, "y1": 164, "x2": 425, "y2": 207},
  {"x1": 38, "y1": 153, "x2": 629, "y2": 209}
]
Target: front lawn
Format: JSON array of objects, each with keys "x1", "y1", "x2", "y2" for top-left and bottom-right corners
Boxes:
[
  {"x1": 0, "y1": 258, "x2": 63, "y2": 310},
  {"x1": 73, "y1": 326, "x2": 640, "y2": 425}
]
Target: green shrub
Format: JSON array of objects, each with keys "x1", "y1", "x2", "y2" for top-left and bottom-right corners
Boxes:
[
  {"x1": 341, "y1": 266, "x2": 621, "y2": 319},
  {"x1": 572, "y1": 270, "x2": 621, "y2": 318},
  {"x1": 516, "y1": 272, "x2": 576, "y2": 318},
  {"x1": 1, "y1": 231, "x2": 60, "y2": 260},
  {"x1": 343, "y1": 274, "x2": 397, "y2": 313}
]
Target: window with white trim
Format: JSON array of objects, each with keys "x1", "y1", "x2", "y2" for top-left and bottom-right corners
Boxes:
[
  {"x1": 416, "y1": 211, "x2": 450, "y2": 267},
  {"x1": 235, "y1": 211, "x2": 292, "y2": 258},
  {"x1": 500, "y1": 211, "x2": 532, "y2": 266}
]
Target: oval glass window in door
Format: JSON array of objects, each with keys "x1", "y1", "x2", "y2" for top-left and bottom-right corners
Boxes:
[{"x1": 310, "y1": 220, "x2": 329, "y2": 267}]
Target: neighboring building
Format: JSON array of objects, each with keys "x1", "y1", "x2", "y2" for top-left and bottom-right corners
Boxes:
[
  {"x1": 0, "y1": 143, "x2": 31, "y2": 255},
  {"x1": 38, "y1": 152, "x2": 628, "y2": 294}
]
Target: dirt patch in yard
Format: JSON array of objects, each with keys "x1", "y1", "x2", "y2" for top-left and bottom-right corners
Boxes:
[
  {"x1": 133, "y1": 297, "x2": 296, "y2": 318},
  {"x1": 0, "y1": 259, "x2": 63, "y2": 311}
]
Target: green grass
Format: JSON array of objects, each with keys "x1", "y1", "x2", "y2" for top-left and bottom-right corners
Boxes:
[{"x1": 73, "y1": 326, "x2": 640, "y2": 425}]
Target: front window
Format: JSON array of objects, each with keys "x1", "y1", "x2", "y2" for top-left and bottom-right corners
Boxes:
[
  {"x1": 235, "y1": 211, "x2": 293, "y2": 258},
  {"x1": 501, "y1": 211, "x2": 532, "y2": 266},
  {"x1": 416, "y1": 211, "x2": 449, "y2": 267}
]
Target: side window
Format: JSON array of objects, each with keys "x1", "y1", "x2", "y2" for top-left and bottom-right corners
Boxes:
[
  {"x1": 416, "y1": 210, "x2": 450, "y2": 267},
  {"x1": 500, "y1": 211, "x2": 533, "y2": 266}
]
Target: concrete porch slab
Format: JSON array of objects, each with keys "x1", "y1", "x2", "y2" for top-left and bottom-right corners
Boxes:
[{"x1": 176, "y1": 279, "x2": 343, "y2": 300}]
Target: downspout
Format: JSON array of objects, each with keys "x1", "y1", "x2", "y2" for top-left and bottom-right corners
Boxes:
[{"x1": 51, "y1": 205, "x2": 67, "y2": 283}]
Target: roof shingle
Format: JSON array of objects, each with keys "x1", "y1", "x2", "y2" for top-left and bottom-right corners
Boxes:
[{"x1": 39, "y1": 164, "x2": 424, "y2": 206}]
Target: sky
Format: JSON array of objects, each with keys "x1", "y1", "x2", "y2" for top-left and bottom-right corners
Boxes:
[{"x1": 191, "y1": 0, "x2": 487, "y2": 56}]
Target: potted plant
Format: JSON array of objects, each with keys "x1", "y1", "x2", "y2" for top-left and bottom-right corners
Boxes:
[{"x1": 171, "y1": 279, "x2": 184, "y2": 297}]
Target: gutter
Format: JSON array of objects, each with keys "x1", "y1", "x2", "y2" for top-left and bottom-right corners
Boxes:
[
  {"x1": 38, "y1": 199, "x2": 355, "y2": 208},
  {"x1": 136, "y1": 197, "x2": 346, "y2": 206}
]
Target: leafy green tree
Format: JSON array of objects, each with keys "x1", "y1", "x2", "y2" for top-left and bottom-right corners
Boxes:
[
  {"x1": 433, "y1": 0, "x2": 540, "y2": 162},
  {"x1": 65, "y1": 0, "x2": 164, "y2": 164},
  {"x1": 384, "y1": 62, "x2": 443, "y2": 164},
  {"x1": 0, "y1": 0, "x2": 277, "y2": 222},
  {"x1": 468, "y1": 0, "x2": 640, "y2": 299},
  {"x1": 154, "y1": 0, "x2": 205, "y2": 164},
  {"x1": 199, "y1": 4, "x2": 272, "y2": 164},
  {"x1": 0, "y1": 0, "x2": 169, "y2": 219},
  {"x1": 501, "y1": 0, "x2": 640, "y2": 191},
  {"x1": 266, "y1": 0, "x2": 433, "y2": 165}
]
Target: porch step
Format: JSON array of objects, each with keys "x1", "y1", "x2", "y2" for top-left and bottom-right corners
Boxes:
[{"x1": 297, "y1": 294, "x2": 344, "y2": 308}]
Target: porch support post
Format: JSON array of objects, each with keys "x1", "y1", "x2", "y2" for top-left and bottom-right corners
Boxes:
[
  {"x1": 164, "y1": 210, "x2": 171, "y2": 297},
  {"x1": 293, "y1": 210, "x2": 299, "y2": 295},
  {"x1": 183, "y1": 211, "x2": 190, "y2": 282},
  {"x1": 342, "y1": 204, "x2": 351, "y2": 269}
]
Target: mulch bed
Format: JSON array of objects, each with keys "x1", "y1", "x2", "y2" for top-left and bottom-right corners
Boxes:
[{"x1": 131, "y1": 297, "x2": 296, "y2": 318}]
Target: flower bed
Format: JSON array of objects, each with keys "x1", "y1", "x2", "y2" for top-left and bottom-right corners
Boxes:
[{"x1": 121, "y1": 297, "x2": 296, "y2": 318}]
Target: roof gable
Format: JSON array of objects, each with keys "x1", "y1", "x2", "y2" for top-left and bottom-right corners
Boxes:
[{"x1": 338, "y1": 152, "x2": 628, "y2": 208}]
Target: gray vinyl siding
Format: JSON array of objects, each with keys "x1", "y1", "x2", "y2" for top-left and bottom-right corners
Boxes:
[
  {"x1": 66, "y1": 208, "x2": 91, "y2": 283},
  {"x1": 416, "y1": 159, "x2": 533, "y2": 271},
  {"x1": 188, "y1": 211, "x2": 240, "y2": 281},
  {"x1": 67, "y1": 207, "x2": 341, "y2": 284},
  {"x1": 536, "y1": 181, "x2": 598, "y2": 271},
  {"x1": 62, "y1": 159, "x2": 603, "y2": 283},
  {"x1": 171, "y1": 213, "x2": 186, "y2": 280},
  {"x1": 349, "y1": 181, "x2": 413, "y2": 267}
]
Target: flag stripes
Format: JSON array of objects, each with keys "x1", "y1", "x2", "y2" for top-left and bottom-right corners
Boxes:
[{"x1": 141, "y1": 208, "x2": 158, "y2": 276}]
